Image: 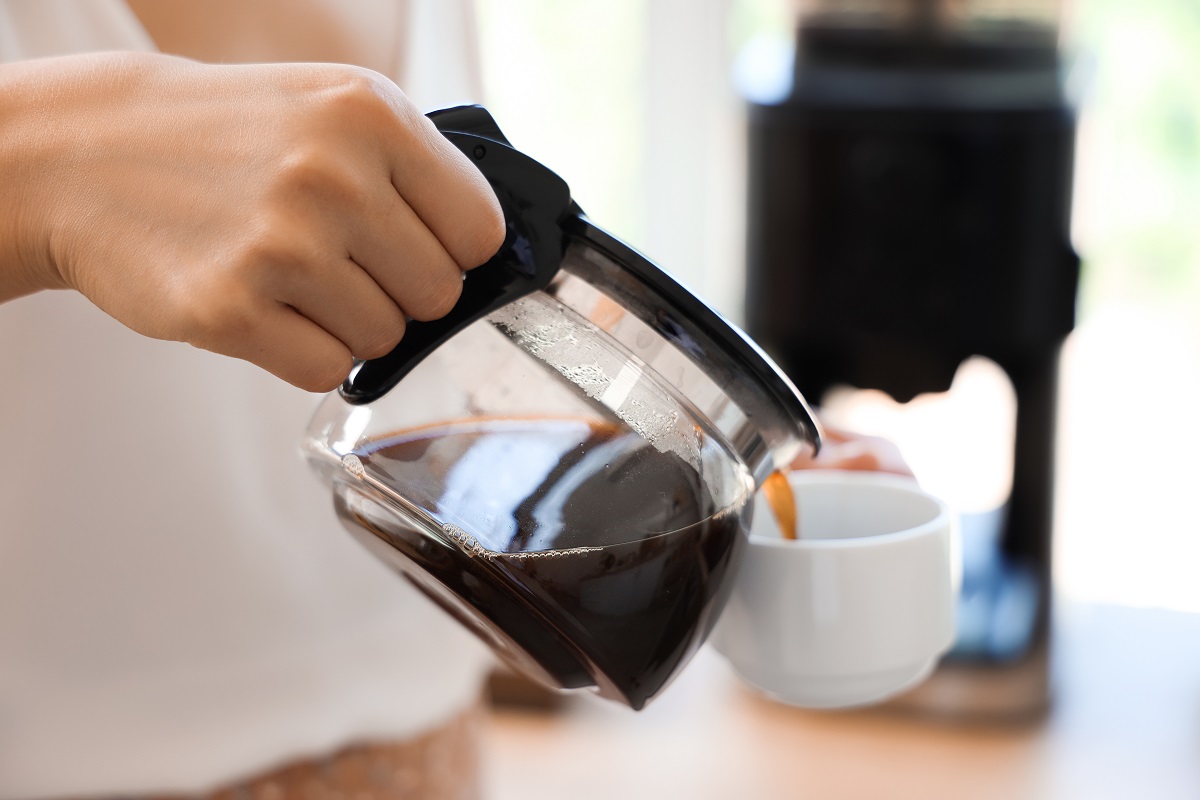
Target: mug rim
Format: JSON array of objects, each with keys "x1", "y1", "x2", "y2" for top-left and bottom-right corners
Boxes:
[{"x1": 749, "y1": 469, "x2": 950, "y2": 551}]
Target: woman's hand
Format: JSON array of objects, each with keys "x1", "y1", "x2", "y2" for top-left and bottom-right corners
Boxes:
[
  {"x1": 792, "y1": 423, "x2": 915, "y2": 477},
  {"x1": 0, "y1": 51, "x2": 505, "y2": 391}
]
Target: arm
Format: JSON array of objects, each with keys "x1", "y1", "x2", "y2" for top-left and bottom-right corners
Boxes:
[{"x1": 0, "y1": 51, "x2": 504, "y2": 391}]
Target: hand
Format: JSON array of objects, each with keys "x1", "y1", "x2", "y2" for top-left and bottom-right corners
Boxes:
[
  {"x1": 0, "y1": 52, "x2": 505, "y2": 391},
  {"x1": 792, "y1": 422, "x2": 915, "y2": 478}
]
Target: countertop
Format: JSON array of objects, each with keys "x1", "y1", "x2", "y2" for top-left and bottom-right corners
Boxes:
[{"x1": 481, "y1": 601, "x2": 1200, "y2": 800}]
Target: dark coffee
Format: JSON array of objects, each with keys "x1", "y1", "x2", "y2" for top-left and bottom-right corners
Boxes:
[{"x1": 332, "y1": 417, "x2": 747, "y2": 710}]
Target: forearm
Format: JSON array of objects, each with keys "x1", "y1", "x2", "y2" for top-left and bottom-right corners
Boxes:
[{"x1": 0, "y1": 58, "x2": 71, "y2": 304}]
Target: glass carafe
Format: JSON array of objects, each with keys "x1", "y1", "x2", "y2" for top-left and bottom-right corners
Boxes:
[{"x1": 303, "y1": 107, "x2": 820, "y2": 709}]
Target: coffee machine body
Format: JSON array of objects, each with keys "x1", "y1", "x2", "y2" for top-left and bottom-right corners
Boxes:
[{"x1": 744, "y1": 16, "x2": 1080, "y2": 718}]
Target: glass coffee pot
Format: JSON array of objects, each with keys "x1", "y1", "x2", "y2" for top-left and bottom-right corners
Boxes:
[{"x1": 303, "y1": 106, "x2": 820, "y2": 710}]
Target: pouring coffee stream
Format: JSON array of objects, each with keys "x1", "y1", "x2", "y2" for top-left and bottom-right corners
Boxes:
[
  {"x1": 304, "y1": 105, "x2": 820, "y2": 709},
  {"x1": 762, "y1": 470, "x2": 799, "y2": 540}
]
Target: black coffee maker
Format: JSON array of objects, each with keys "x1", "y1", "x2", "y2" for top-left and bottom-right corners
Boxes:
[{"x1": 743, "y1": 0, "x2": 1079, "y2": 719}]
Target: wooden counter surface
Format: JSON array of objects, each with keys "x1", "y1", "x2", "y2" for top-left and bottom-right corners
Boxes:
[{"x1": 482, "y1": 601, "x2": 1200, "y2": 799}]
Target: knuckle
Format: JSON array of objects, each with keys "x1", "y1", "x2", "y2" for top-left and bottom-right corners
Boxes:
[
  {"x1": 274, "y1": 148, "x2": 360, "y2": 206},
  {"x1": 317, "y1": 68, "x2": 393, "y2": 123},
  {"x1": 179, "y1": 279, "x2": 261, "y2": 348},
  {"x1": 407, "y1": 273, "x2": 463, "y2": 322},
  {"x1": 296, "y1": 354, "x2": 353, "y2": 394},
  {"x1": 456, "y1": 200, "x2": 507, "y2": 270},
  {"x1": 180, "y1": 233, "x2": 294, "y2": 346},
  {"x1": 238, "y1": 226, "x2": 292, "y2": 269},
  {"x1": 355, "y1": 316, "x2": 407, "y2": 361},
  {"x1": 221, "y1": 226, "x2": 303, "y2": 292}
]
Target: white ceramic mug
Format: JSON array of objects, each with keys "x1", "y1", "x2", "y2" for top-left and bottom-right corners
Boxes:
[{"x1": 712, "y1": 470, "x2": 957, "y2": 708}]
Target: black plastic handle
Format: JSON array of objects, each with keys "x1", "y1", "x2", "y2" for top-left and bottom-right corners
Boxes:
[{"x1": 339, "y1": 107, "x2": 573, "y2": 405}]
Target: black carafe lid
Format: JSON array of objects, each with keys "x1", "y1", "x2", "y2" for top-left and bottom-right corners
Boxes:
[{"x1": 341, "y1": 106, "x2": 820, "y2": 475}]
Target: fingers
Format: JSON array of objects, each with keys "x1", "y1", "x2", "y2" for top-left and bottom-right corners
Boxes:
[
  {"x1": 791, "y1": 425, "x2": 916, "y2": 477},
  {"x1": 382, "y1": 104, "x2": 507, "y2": 271},
  {"x1": 280, "y1": 255, "x2": 409, "y2": 361},
  {"x1": 345, "y1": 187, "x2": 466, "y2": 322},
  {"x1": 278, "y1": 74, "x2": 500, "y2": 345},
  {"x1": 222, "y1": 303, "x2": 355, "y2": 393}
]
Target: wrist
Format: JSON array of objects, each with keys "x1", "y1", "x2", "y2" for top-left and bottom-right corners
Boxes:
[{"x1": 0, "y1": 59, "x2": 73, "y2": 301}]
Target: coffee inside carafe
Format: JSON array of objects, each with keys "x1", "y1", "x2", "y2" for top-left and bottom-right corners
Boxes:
[{"x1": 332, "y1": 416, "x2": 749, "y2": 710}]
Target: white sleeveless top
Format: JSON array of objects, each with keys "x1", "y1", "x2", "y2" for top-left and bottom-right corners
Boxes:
[{"x1": 0, "y1": 2, "x2": 492, "y2": 797}]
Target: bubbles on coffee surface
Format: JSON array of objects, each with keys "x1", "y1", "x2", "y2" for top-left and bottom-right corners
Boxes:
[{"x1": 439, "y1": 521, "x2": 601, "y2": 560}]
